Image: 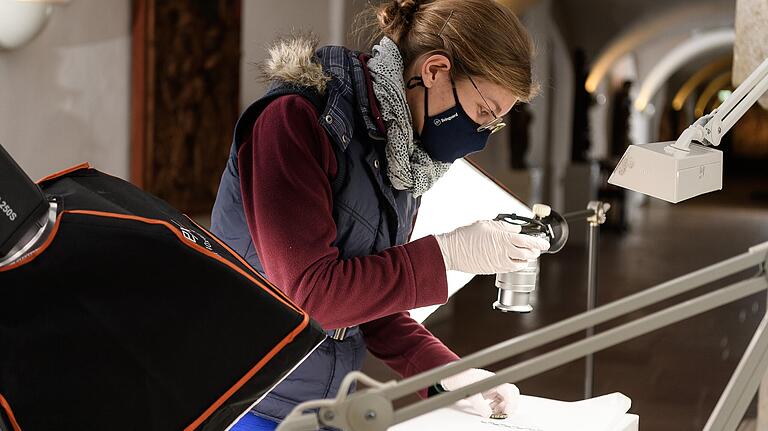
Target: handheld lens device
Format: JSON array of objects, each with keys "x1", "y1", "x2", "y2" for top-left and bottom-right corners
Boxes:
[
  {"x1": 0, "y1": 144, "x2": 50, "y2": 263},
  {"x1": 493, "y1": 204, "x2": 568, "y2": 313}
]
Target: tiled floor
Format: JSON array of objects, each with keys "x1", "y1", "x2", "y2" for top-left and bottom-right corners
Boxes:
[{"x1": 362, "y1": 179, "x2": 768, "y2": 430}]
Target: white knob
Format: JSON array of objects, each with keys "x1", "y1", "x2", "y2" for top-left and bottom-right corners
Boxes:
[{"x1": 532, "y1": 204, "x2": 551, "y2": 218}]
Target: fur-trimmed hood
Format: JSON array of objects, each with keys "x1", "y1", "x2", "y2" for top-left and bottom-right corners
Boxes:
[{"x1": 262, "y1": 36, "x2": 330, "y2": 94}]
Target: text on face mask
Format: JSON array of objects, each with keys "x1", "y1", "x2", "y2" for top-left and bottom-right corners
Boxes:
[{"x1": 434, "y1": 112, "x2": 459, "y2": 126}]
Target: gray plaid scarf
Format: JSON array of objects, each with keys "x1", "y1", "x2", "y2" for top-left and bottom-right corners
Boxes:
[{"x1": 367, "y1": 37, "x2": 451, "y2": 197}]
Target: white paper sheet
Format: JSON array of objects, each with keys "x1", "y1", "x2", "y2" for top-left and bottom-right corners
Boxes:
[
  {"x1": 391, "y1": 393, "x2": 632, "y2": 431},
  {"x1": 408, "y1": 159, "x2": 531, "y2": 324}
]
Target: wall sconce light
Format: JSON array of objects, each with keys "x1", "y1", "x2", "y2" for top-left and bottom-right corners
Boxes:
[{"x1": 0, "y1": 0, "x2": 71, "y2": 51}]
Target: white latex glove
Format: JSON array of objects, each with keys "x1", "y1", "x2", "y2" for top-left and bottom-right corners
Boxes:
[
  {"x1": 441, "y1": 368, "x2": 520, "y2": 417},
  {"x1": 434, "y1": 220, "x2": 550, "y2": 274}
]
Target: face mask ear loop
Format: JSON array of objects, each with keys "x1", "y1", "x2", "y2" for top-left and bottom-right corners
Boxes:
[
  {"x1": 450, "y1": 77, "x2": 461, "y2": 106},
  {"x1": 423, "y1": 85, "x2": 430, "y2": 126}
]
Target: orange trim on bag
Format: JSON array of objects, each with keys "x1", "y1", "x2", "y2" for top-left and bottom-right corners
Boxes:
[
  {"x1": 0, "y1": 209, "x2": 313, "y2": 430},
  {"x1": 0, "y1": 394, "x2": 22, "y2": 431},
  {"x1": 184, "y1": 313, "x2": 311, "y2": 431},
  {"x1": 36, "y1": 162, "x2": 92, "y2": 184},
  {"x1": 0, "y1": 212, "x2": 64, "y2": 273},
  {"x1": 184, "y1": 216, "x2": 295, "y2": 306},
  {"x1": 62, "y1": 211, "x2": 311, "y2": 428}
]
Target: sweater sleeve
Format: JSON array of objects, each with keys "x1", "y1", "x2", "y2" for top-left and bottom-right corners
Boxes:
[
  {"x1": 360, "y1": 312, "x2": 460, "y2": 393},
  {"x1": 239, "y1": 94, "x2": 449, "y2": 329}
]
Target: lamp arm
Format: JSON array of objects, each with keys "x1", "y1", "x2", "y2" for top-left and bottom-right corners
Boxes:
[
  {"x1": 276, "y1": 242, "x2": 768, "y2": 431},
  {"x1": 671, "y1": 57, "x2": 768, "y2": 151}
]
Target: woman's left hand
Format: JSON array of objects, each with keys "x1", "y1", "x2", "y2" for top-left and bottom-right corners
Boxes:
[{"x1": 440, "y1": 368, "x2": 520, "y2": 417}]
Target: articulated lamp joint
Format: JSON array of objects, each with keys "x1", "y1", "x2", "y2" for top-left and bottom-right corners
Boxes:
[{"x1": 586, "y1": 201, "x2": 611, "y2": 227}]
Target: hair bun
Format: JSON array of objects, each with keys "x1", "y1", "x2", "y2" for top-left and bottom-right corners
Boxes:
[
  {"x1": 377, "y1": 0, "x2": 423, "y2": 43},
  {"x1": 397, "y1": 0, "x2": 421, "y2": 21}
]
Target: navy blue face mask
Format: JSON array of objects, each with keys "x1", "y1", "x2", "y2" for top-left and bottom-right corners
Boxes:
[{"x1": 408, "y1": 76, "x2": 492, "y2": 163}]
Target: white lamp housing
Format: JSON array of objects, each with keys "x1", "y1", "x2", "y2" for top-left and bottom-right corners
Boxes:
[
  {"x1": 608, "y1": 141, "x2": 723, "y2": 203},
  {"x1": 609, "y1": 57, "x2": 768, "y2": 204},
  {"x1": 0, "y1": 0, "x2": 54, "y2": 50}
]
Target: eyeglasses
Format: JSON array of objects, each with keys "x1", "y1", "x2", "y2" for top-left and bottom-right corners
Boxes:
[
  {"x1": 439, "y1": 9, "x2": 506, "y2": 135},
  {"x1": 466, "y1": 74, "x2": 507, "y2": 135}
]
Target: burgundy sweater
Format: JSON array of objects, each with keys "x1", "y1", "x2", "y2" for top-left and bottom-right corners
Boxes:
[{"x1": 238, "y1": 88, "x2": 460, "y2": 381}]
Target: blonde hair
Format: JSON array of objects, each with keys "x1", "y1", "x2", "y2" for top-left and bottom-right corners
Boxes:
[{"x1": 362, "y1": 0, "x2": 538, "y2": 102}]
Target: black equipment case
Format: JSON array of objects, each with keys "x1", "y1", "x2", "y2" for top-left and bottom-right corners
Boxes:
[{"x1": 0, "y1": 163, "x2": 325, "y2": 431}]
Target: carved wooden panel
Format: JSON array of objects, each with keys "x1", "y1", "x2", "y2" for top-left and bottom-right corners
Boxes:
[{"x1": 131, "y1": 0, "x2": 240, "y2": 214}]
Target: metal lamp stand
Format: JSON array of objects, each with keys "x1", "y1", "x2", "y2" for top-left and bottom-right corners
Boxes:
[{"x1": 563, "y1": 201, "x2": 611, "y2": 399}]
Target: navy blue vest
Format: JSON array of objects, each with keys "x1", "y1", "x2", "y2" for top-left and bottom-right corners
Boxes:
[{"x1": 210, "y1": 46, "x2": 419, "y2": 424}]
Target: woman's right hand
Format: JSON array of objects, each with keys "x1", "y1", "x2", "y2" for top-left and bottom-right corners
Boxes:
[{"x1": 434, "y1": 219, "x2": 550, "y2": 274}]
